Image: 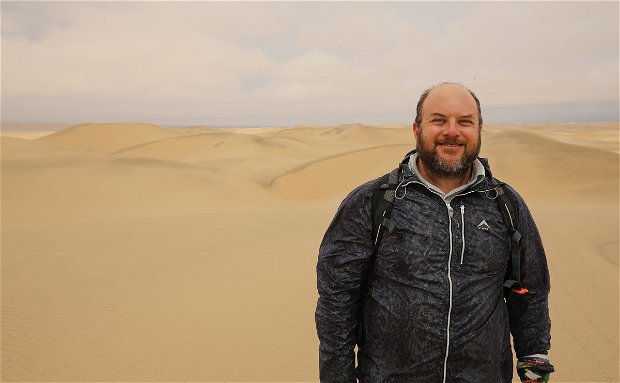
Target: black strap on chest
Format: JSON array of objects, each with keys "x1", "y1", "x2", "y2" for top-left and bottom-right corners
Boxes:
[
  {"x1": 491, "y1": 178, "x2": 527, "y2": 295},
  {"x1": 357, "y1": 167, "x2": 401, "y2": 346},
  {"x1": 371, "y1": 167, "x2": 401, "y2": 253}
]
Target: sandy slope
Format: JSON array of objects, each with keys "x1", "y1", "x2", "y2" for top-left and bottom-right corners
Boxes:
[{"x1": 1, "y1": 121, "x2": 618, "y2": 382}]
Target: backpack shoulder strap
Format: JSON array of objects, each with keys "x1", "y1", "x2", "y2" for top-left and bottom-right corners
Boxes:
[
  {"x1": 371, "y1": 167, "x2": 400, "y2": 252},
  {"x1": 358, "y1": 166, "x2": 400, "y2": 346},
  {"x1": 491, "y1": 177, "x2": 527, "y2": 295}
]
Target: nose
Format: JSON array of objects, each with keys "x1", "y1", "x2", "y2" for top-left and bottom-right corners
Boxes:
[{"x1": 443, "y1": 118, "x2": 460, "y2": 136}]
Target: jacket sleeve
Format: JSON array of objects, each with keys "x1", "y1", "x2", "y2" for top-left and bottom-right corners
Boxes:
[
  {"x1": 315, "y1": 183, "x2": 374, "y2": 383},
  {"x1": 506, "y1": 190, "x2": 552, "y2": 358}
]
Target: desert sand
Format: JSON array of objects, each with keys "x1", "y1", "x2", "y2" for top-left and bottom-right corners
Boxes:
[{"x1": 1, "y1": 121, "x2": 618, "y2": 382}]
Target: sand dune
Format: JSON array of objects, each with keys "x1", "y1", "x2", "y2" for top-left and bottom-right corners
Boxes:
[
  {"x1": 114, "y1": 130, "x2": 304, "y2": 162},
  {"x1": 1, "y1": 121, "x2": 618, "y2": 382},
  {"x1": 271, "y1": 144, "x2": 412, "y2": 200},
  {"x1": 1, "y1": 136, "x2": 102, "y2": 160},
  {"x1": 482, "y1": 129, "x2": 618, "y2": 203},
  {"x1": 40, "y1": 122, "x2": 184, "y2": 154}
]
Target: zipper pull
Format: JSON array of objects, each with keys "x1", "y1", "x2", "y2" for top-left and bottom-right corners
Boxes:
[{"x1": 447, "y1": 204, "x2": 454, "y2": 218}]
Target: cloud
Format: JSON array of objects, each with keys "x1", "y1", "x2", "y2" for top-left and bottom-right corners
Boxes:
[
  {"x1": 1, "y1": 1, "x2": 618, "y2": 125},
  {"x1": 1, "y1": 2, "x2": 74, "y2": 42}
]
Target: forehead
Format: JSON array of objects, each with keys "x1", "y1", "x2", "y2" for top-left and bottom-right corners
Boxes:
[{"x1": 423, "y1": 85, "x2": 478, "y2": 117}]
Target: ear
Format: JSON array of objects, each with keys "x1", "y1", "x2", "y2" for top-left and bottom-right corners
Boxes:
[{"x1": 412, "y1": 122, "x2": 420, "y2": 137}]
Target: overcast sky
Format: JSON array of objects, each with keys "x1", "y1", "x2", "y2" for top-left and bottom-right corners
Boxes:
[{"x1": 1, "y1": 1, "x2": 618, "y2": 126}]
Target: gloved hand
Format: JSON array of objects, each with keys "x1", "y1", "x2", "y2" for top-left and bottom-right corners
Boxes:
[{"x1": 517, "y1": 354, "x2": 554, "y2": 382}]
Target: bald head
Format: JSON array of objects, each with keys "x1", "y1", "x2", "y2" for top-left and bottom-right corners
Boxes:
[{"x1": 414, "y1": 82, "x2": 483, "y2": 128}]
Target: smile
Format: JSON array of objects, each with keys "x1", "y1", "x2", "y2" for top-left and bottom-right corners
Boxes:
[{"x1": 438, "y1": 143, "x2": 464, "y2": 147}]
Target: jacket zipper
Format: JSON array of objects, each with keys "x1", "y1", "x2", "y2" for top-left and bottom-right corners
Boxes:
[
  {"x1": 460, "y1": 204, "x2": 466, "y2": 264},
  {"x1": 443, "y1": 202, "x2": 454, "y2": 383},
  {"x1": 397, "y1": 180, "x2": 480, "y2": 382}
]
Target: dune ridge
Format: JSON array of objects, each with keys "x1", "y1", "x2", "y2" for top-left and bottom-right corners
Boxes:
[
  {"x1": 269, "y1": 143, "x2": 413, "y2": 199},
  {"x1": 482, "y1": 129, "x2": 618, "y2": 203},
  {"x1": 1, "y1": 121, "x2": 618, "y2": 382},
  {"x1": 39, "y1": 122, "x2": 185, "y2": 154}
]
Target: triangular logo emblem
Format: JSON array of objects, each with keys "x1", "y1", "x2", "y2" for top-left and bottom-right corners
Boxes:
[{"x1": 477, "y1": 220, "x2": 490, "y2": 231}]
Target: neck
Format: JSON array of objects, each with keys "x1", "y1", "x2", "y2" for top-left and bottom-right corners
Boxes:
[{"x1": 416, "y1": 158, "x2": 473, "y2": 194}]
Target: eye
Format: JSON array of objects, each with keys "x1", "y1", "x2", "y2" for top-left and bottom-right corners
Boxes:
[
  {"x1": 459, "y1": 119, "x2": 474, "y2": 126},
  {"x1": 431, "y1": 118, "x2": 445, "y2": 124}
]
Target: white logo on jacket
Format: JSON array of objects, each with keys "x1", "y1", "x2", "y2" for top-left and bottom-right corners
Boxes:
[{"x1": 477, "y1": 220, "x2": 490, "y2": 231}]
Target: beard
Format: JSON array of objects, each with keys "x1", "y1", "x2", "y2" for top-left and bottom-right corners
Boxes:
[{"x1": 416, "y1": 128, "x2": 481, "y2": 179}]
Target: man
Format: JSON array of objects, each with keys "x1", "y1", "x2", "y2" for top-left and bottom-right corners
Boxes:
[{"x1": 315, "y1": 83, "x2": 553, "y2": 383}]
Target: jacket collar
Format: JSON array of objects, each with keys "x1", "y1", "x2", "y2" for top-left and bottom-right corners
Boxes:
[{"x1": 398, "y1": 149, "x2": 495, "y2": 193}]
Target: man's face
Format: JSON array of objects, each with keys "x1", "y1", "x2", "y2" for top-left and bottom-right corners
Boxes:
[{"x1": 413, "y1": 84, "x2": 481, "y2": 178}]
